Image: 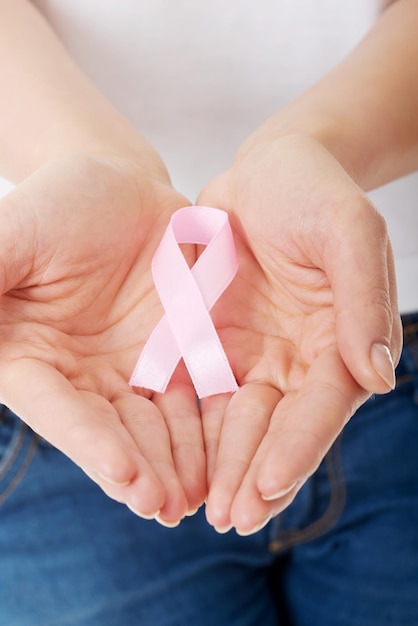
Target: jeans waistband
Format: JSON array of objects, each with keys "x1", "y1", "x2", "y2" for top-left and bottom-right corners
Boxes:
[{"x1": 396, "y1": 313, "x2": 418, "y2": 383}]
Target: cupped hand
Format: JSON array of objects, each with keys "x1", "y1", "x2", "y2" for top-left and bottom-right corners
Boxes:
[
  {"x1": 0, "y1": 153, "x2": 205, "y2": 525},
  {"x1": 197, "y1": 134, "x2": 402, "y2": 535}
]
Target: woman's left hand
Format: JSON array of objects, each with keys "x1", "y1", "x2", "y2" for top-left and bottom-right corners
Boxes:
[{"x1": 197, "y1": 134, "x2": 402, "y2": 535}]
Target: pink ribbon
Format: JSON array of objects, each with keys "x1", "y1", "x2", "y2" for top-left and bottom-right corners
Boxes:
[{"x1": 130, "y1": 206, "x2": 239, "y2": 398}]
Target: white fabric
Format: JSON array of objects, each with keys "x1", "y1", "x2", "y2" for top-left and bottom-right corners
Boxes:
[{"x1": 2, "y1": 0, "x2": 417, "y2": 312}]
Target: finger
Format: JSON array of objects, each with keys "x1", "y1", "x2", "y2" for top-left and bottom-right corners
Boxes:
[
  {"x1": 384, "y1": 239, "x2": 403, "y2": 362},
  {"x1": 325, "y1": 196, "x2": 401, "y2": 393},
  {"x1": 200, "y1": 392, "x2": 231, "y2": 485},
  {"x1": 0, "y1": 358, "x2": 166, "y2": 517},
  {"x1": 229, "y1": 348, "x2": 367, "y2": 534},
  {"x1": 113, "y1": 392, "x2": 189, "y2": 527},
  {"x1": 205, "y1": 383, "x2": 281, "y2": 532},
  {"x1": 152, "y1": 380, "x2": 207, "y2": 514},
  {"x1": 196, "y1": 171, "x2": 230, "y2": 210}
]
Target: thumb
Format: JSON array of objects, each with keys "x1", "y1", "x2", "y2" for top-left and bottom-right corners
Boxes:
[
  {"x1": 0, "y1": 187, "x2": 39, "y2": 294},
  {"x1": 196, "y1": 171, "x2": 231, "y2": 209},
  {"x1": 325, "y1": 198, "x2": 402, "y2": 394}
]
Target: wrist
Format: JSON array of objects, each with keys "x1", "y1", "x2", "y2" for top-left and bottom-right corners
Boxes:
[
  {"x1": 0, "y1": 0, "x2": 170, "y2": 185},
  {"x1": 233, "y1": 0, "x2": 418, "y2": 193},
  {"x1": 43, "y1": 137, "x2": 170, "y2": 187},
  {"x1": 4, "y1": 107, "x2": 170, "y2": 185},
  {"x1": 233, "y1": 113, "x2": 379, "y2": 191}
]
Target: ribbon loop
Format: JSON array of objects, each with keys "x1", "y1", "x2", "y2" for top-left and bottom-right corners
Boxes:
[{"x1": 130, "y1": 206, "x2": 239, "y2": 398}]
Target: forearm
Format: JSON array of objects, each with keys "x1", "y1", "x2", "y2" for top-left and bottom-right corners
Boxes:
[
  {"x1": 236, "y1": 0, "x2": 418, "y2": 191},
  {"x1": 0, "y1": 0, "x2": 167, "y2": 183}
]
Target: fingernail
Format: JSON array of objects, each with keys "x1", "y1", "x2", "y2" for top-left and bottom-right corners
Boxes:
[
  {"x1": 261, "y1": 480, "x2": 299, "y2": 502},
  {"x1": 214, "y1": 524, "x2": 233, "y2": 534},
  {"x1": 185, "y1": 507, "x2": 199, "y2": 517},
  {"x1": 127, "y1": 504, "x2": 160, "y2": 521},
  {"x1": 155, "y1": 514, "x2": 182, "y2": 529},
  {"x1": 96, "y1": 472, "x2": 131, "y2": 487},
  {"x1": 236, "y1": 516, "x2": 271, "y2": 537},
  {"x1": 370, "y1": 343, "x2": 395, "y2": 390}
]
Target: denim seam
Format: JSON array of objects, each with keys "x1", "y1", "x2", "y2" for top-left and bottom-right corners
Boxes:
[
  {"x1": 0, "y1": 422, "x2": 26, "y2": 482},
  {"x1": 269, "y1": 435, "x2": 346, "y2": 553},
  {"x1": 0, "y1": 426, "x2": 38, "y2": 506}
]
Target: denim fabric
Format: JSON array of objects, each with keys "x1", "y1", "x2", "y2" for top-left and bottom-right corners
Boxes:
[
  {"x1": 1, "y1": 331, "x2": 417, "y2": 625},
  {"x1": 268, "y1": 336, "x2": 418, "y2": 626}
]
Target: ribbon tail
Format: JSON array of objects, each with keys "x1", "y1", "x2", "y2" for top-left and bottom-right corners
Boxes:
[{"x1": 129, "y1": 315, "x2": 181, "y2": 393}]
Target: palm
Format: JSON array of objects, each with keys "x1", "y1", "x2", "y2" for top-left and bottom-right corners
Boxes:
[
  {"x1": 216, "y1": 227, "x2": 335, "y2": 392},
  {"x1": 202, "y1": 211, "x2": 359, "y2": 532},
  {"x1": 0, "y1": 154, "x2": 204, "y2": 523}
]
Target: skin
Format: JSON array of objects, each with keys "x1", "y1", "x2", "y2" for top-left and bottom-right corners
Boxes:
[{"x1": 0, "y1": 0, "x2": 416, "y2": 534}]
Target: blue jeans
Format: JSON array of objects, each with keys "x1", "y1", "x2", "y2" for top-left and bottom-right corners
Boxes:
[{"x1": 1, "y1": 320, "x2": 418, "y2": 625}]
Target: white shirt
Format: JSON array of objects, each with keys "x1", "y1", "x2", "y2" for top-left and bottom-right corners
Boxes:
[{"x1": 4, "y1": 0, "x2": 418, "y2": 311}]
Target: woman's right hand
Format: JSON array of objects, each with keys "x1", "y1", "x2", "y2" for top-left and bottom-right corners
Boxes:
[{"x1": 0, "y1": 152, "x2": 206, "y2": 527}]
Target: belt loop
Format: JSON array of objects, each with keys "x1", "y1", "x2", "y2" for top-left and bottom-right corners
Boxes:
[{"x1": 400, "y1": 313, "x2": 418, "y2": 403}]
